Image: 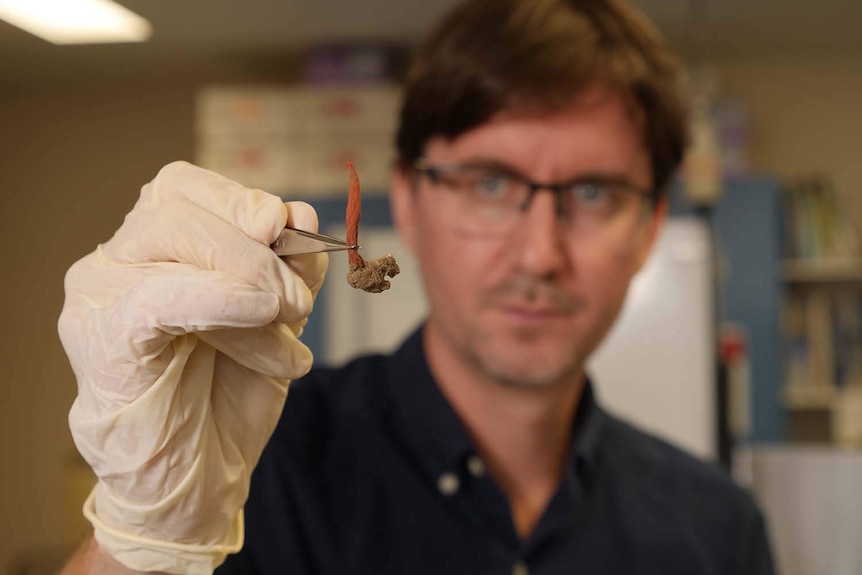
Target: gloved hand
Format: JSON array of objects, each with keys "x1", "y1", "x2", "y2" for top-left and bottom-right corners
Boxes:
[{"x1": 58, "y1": 161, "x2": 328, "y2": 575}]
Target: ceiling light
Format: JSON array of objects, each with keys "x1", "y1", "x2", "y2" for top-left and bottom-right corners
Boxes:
[{"x1": 0, "y1": 0, "x2": 151, "y2": 44}]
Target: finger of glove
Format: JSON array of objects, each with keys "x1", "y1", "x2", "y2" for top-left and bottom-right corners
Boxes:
[
  {"x1": 286, "y1": 201, "x2": 318, "y2": 234},
  {"x1": 104, "y1": 201, "x2": 312, "y2": 323},
  {"x1": 60, "y1": 268, "x2": 281, "y2": 406},
  {"x1": 197, "y1": 323, "x2": 313, "y2": 380},
  {"x1": 114, "y1": 269, "x2": 282, "y2": 347},
  {"x1": 283, "y1": 201, "x2": 329, "y2": 298},
  {"x1": 139, "y1": 161, "x2": 288, "y2": 245},
  {"x1": 284, "y1": 251, "x2": 328, "y2": 300}
]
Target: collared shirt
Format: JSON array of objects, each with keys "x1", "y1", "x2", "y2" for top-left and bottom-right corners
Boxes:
[{"x1": 217, "y1": 327, "x2": 774, "y2": 575}]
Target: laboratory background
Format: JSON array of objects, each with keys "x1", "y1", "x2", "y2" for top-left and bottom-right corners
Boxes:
[{"x1": 1, "y1": 1, "x2": 861, "y2": 574}]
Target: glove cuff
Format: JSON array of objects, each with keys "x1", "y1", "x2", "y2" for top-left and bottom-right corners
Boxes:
[{"x1": 83, "y1": 487, "x2": 244, "y2": 575}]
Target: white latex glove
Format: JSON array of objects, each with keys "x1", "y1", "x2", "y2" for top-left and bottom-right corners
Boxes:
[{"x1": 58, "y1": 161, "x2": 328, "y2": 575}]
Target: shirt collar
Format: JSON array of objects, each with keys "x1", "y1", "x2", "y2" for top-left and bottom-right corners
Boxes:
[
  {"x1": 384, "y1": 325, "x2": 607, "y2": 481},
  {"x1": 569, "y1": 377, "x2": 606, "y2": 477}
]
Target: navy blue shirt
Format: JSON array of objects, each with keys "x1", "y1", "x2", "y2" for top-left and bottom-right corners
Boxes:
[{"x1": 217, "y1": 328, "x2": 774, "y2": 575}]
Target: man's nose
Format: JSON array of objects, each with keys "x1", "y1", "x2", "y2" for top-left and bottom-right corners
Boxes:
[{"x1": 515, "y1": 190, "x2": 570, "y2": 277}]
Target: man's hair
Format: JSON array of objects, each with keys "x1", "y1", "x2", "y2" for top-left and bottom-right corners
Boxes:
[{"x1": 395, "y1": 0, "x2": 688, "y2": 196}]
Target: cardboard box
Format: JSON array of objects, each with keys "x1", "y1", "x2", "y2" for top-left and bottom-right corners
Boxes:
[
  {"x1": 196, "y1": 134, "x2": 308, "y2": 195},
  {"x1": 196, "y1": 86, "x2": 308, "y2": 136}
]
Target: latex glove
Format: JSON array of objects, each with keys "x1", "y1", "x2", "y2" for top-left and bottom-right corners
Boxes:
[{"x1": 58, "y1": 161, "x2": 328, "y2": 575}]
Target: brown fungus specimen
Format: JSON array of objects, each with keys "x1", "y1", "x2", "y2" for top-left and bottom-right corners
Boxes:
[{"x1": 345, "y1": 162, "x2": 400, "y2": 293}]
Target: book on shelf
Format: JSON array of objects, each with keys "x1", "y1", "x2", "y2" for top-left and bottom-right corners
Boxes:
[
  {"x1": 833, "y1": 290, "x2": 862, "y2": 387},
  {"x1": 782, "y1": 289, "x2": 862, "y2": 407},
  {"x1": 783, "y1": 292, "x2": 811, "y2": 390},
  {"x1": 782, "y1": 177, "x2": 860, "y2": 263}
]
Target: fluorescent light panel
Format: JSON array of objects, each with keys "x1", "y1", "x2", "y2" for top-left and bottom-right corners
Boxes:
[{"x1": 0, "y1": 0, "x2": 151, "y2": 44}]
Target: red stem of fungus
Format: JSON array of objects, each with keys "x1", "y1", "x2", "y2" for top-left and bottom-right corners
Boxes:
[{"x1": 346, "y1": 162, "x2": 364, "y2": 267}]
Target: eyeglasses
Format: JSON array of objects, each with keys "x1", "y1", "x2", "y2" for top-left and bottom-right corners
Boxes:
[{"x1": 412, "y1": 159, "x2": 656, "y2": 253}]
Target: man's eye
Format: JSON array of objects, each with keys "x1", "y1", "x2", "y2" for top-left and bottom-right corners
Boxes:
[
  {"x1": 572, "y1": 183, "x2": 611, "y2": 206},
  {"x1": 472, "y1": 173, "x2": 510, "y2": 199}
]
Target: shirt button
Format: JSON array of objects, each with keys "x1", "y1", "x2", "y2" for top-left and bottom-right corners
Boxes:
[
  {"x1": 437, "y1": 472, "x2": 460, "y2": 495},
  {"x1": 467, "y1": 455, "x2": 486, "y2": 477},
  {"x1": 512, "y1": 561, "x2": 529, "y2": 575}
]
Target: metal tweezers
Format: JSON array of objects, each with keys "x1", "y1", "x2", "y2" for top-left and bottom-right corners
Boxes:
[{"x1": 270, "y1": 227, "x2": 358, "y2": 256}]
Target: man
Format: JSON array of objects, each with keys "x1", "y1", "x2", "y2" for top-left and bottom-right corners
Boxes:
[{"x1": 59, "y1": 0, "x2": 775, "y2": 574}]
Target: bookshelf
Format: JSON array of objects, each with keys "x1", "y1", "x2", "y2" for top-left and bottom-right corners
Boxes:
[
  {"x1": 781, "y1": 384, "x2": 834, "y2": 410},
  {"x1": 783, "y1": 259, "x2": 862, "y2": 283},
  {"x1": 671, "y1": 178, "x2": 787, "y2": 444},
  {"x1": 780, "y1": 180, "x2": 862, "y2": 444}
]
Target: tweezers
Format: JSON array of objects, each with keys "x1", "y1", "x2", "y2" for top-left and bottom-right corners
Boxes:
[{"x1": 271, "y1": 227, "x2": 358, "y2": 256}]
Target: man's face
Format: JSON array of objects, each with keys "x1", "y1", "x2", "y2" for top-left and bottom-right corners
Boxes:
[{"x1": 392, "y1": 87, "x2": 666, "y2": 389}]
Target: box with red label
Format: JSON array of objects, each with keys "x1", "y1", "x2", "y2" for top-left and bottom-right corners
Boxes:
[
  {"x1": 196, "y1": 134, "x2": 308, "y2": 195},
  {"x1": 196, "y1": 86, "x2": 308, "y2": 136}
]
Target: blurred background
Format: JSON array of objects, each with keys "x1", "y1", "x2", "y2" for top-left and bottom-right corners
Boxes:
[{"x1": 1, "y1": 1, "x2": 861, "y2": 574}]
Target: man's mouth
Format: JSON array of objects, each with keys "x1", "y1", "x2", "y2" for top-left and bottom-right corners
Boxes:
[
  {"x1": 482, "y1": 274, "x2": 584, "y2": 327},
  {"x1": 497, "y1": 301, "x2": 573, "y2": 317}
]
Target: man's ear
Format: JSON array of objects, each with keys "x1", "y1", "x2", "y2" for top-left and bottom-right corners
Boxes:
[
  {"x1": 633, "y1": 194, "x2": 669, "y2": 273},
  {"x1": 390, "y1": 167, "x2": 420, "y2": 254}
]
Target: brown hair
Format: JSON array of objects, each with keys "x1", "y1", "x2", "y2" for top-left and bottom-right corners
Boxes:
[{"x1": 395, "y1": 0, "x2": 688, "y2": 197}]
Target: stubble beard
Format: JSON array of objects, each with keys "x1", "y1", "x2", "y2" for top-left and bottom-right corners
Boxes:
[
  {"x1": 451, "y1": 274, "x2": 591, "y2": 391},
  {"x1": 467, "y1": 332, "x2": 587, "y2": 390}
]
